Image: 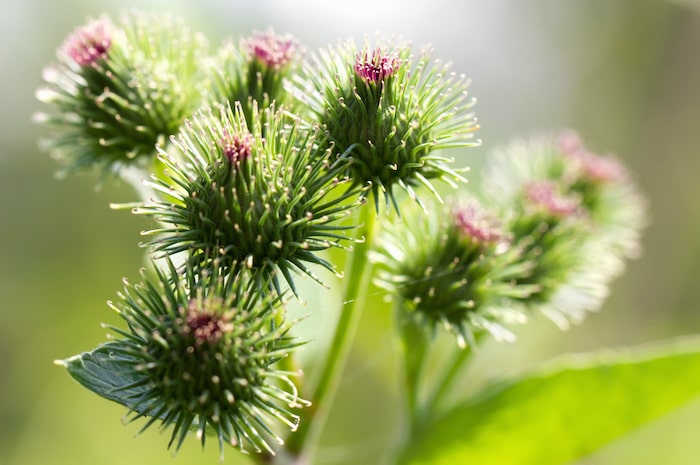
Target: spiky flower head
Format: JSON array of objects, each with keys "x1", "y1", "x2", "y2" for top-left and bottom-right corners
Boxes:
[
  {"x1": 59, "y1": 259, "x2": 306, "y2": 458},
  {"x1": 482, "y1": 131, "x2": 646, "y2": 327},
  {"x1": 289, "y1": 39, "x2": 479, "y2": 212},
  {"x1": 35, "y1": 10, "x2": 209, "y2": 176},
  {"x1": 135, "y1": 101, "x2": 363, "y2": 295},
  {"x1": 207, "y1": 29, "x2": 300, "y2": 127},
  {"x1": 371, "y1": 200, "x2": 536, "y2": 347}
]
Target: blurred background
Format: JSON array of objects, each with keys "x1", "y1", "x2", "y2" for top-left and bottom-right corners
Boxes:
[{"x1": 2, "y1": 0, "x2": 700, "y2": 464}]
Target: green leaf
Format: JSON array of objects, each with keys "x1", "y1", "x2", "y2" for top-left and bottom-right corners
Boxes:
[
  {"x1": 56, "y1": 342, "x2": 147, "y2": 409},
  {"x1": 400, "y1": 335, "x2": 700, "y2": 465}
]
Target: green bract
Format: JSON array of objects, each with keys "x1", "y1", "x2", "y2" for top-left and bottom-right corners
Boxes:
[
  {"x1": 135, "y1": 101, "x2": 363, "y2": 295},
  {"x1": 35, "y1": 11, "x2": 208, "y2": 176},
  {"x1": 372, "y1": 201, "x2": 536, "y2": 347},
  {"x1": 290, "y1": 39, "x2": 480, "y2": 212},
  {"x1": 60, "y1": 259, "x2": 306, "y2": 457}
]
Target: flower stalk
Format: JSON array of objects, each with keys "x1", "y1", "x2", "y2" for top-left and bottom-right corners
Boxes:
[{"x1": 284, "y1": 204, "x2": 377, "y2": 462}]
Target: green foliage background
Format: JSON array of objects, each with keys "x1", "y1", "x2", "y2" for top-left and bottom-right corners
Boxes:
[{"x1": 1, "y1": 0, "x2": 699, "y2": 464}]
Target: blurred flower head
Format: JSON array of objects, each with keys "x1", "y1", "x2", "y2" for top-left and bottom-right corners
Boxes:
[
  {"x1": 525, "y1": 180, "x2": 581, "y2": 217},
  {"x1": 208, "y1": 30, "x2": 300, "y2": 127},
  {"x1": 482, "y1": 131, "x2": 647, "y2": 328},
  {"x1": 35, "y1": 10, "x2": 209, "y2": 177},
  {"x1": 242, "y1": 29, "x2": 298, "y2": 69}
]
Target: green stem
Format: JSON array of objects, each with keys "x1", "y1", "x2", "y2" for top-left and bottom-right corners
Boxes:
[
  {"x1": 396, "y1": 308, "x2": 430, "y2": 436},
  {"x1": 423, "y1": 342, "x2": 474, "y2": 417},
  {"x1": 387, "y1": 337, "x2": 475, "y2": 465},
  {"x1": 284, "y1": 204, "x2": 377, "y2": 462}
]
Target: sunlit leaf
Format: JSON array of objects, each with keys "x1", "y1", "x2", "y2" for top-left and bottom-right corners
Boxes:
[{"x1": 400, "y1": 336, "x2": 700, "y2": 465}]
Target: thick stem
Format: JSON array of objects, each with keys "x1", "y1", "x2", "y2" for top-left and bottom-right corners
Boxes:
[{"x1": 283, "y1": 205, "x2": 377, "y2": 462}]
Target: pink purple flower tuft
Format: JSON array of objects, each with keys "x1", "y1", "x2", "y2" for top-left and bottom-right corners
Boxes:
[
  {"x1": 572, "y1": 151, "x2": 626, "y2": 183},
  {"x1": 454, "y1": 202, "x2": 504, "y2": 244},
  {"x1": 242, "y1": 29, "x2": 297, "y2": 69},
  {"x1": 62, "y1": 18, "x2": 112, "y2": 67},
  {"x1": 556, "y1": 128, "x2": 585, "y2": 156},
  {"x1": 354, "y1": 47, "x2": 400, "y2": 83},
  {"x1": 557, "y1": 129, "x2": 626, "y2": 183},
  {"x1": 183, "y1": 299, "x2": 233, "y2": 345},
  {"x1": 222, "y1": 131, "x2": 254, "y2": 163},
  {"x1": 525, "y1": 181, "x2": 580, "y2": 217}
]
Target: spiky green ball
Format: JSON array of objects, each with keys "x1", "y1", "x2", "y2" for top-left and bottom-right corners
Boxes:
[
  {"x1": 290, "y1": 39, "x2": 480, "y2": 211},
  {"x1": 371, "y1": 200, "x2": 536, "y2": 347},
  {"x1": 35, "y1": 11, "x2": 208, "y2": 175},
  {"x1": 136, "y1": 102, "x2": 363, "y2": 294},
  {"x1": 88, "y1": 260, "x2": 306, "y2": 457}
]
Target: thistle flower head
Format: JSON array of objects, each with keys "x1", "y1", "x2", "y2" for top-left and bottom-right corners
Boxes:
[
  {"x1": 289, "y1": 38, "x2": 479, "y2": 213},
  {"x1": 372, "y1": 201, "x2": 535, "y2": 348},
  {"x1": 61, "y1": 17, "x2": 112, "y2": 67},
  {"x1": 571, "y1": 150, "x2": 627, "y2": 184},
  {"x1": 557, "y1": 129, "x2": 627, "y2": 183},
  {"x1": 64, "y1": 259, "x2": 307, "y2": 458},
  {"x1": 135, "y1": 101, "x2": 363, "y2": 295},
  {"x1": 35, "y1": 10, "x2": 209, "y2": 176}
]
